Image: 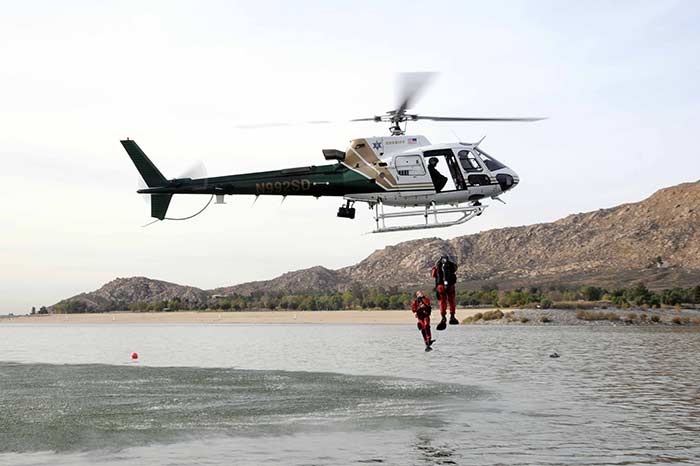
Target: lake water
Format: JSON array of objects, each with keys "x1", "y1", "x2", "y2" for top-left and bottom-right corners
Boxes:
[{"x1": 1, "y1": 324, "x2": 699, "y2": 465}]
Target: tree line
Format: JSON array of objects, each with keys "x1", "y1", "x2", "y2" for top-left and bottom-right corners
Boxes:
[{"x1": 49, "y1": 283, "x2": 700, "y2": 313}]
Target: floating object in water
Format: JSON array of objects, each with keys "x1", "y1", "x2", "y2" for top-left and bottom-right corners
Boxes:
[
  {"x1": 131, "y1": 352, "x2": 139, "y2": 360},
  {"x1": 549, "y1": 352, "x2": 560, "y2": 358}
]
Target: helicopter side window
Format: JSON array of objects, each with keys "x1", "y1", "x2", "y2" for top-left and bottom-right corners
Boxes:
[
  {"x1": 394, "y1": 155, "x2": 426, "y2": 176},
  {"x1": 475, "y1": 149, "x2": 506, "y2": 171},
  {"x1": 458, "y1": 150, "x2": 482, "y2": 172}
]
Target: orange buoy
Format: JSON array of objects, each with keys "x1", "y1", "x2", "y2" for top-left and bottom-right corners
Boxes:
[{"x1": 131, "y1": 352, "x2": 138, "y2": 360}]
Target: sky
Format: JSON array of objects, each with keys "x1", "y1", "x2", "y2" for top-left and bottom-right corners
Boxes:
[{"x1": 1, "y1": 0, "x2": 699, "y2": 313}]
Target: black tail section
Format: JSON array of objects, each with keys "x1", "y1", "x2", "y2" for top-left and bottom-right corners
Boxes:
[
  {"x1": 121, "y1": 139, "x2": 171, "y2": 220},
  {"x1": 121, "y1": 139, "x2": 167, "y2": 188},
  {"x1": 150, "y1": 194, "x2": 173, "y2": 220}
]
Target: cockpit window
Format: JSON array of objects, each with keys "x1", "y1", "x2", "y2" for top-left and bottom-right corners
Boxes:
[
  {"x1": 475, "y1": 148, "x2": 506, "y2": 171},
  {"x1": 457, "y1": 150, "x2": 482, "y2": 172}
]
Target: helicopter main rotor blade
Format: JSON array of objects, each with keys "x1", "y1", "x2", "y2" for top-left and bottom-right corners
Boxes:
[
  {"x1": 236, "y1": 122, "x2": 292, "y2": 129},
  {"x1": 394, "y1": 72, "x2": 436, "y2": 118},
  {"x1": 350, "y1": 115, "x2": 546, "y2": 123},
  {"x1": 233, "y1": 72, "x2": 546, "y2": 135},
  {"x1": 415, "y1": 115, "x2": 547, "y2": 122},
  {"x1": 236, "y1": 120, "x2": 333, "y2": 129},
  {"x1": 349, "y1": 117, "x2": 380, "y2": 122}
]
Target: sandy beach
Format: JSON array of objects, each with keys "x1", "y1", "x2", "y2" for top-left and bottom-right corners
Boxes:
[{"x1": 1, "y1": 309, "x2": 488, "y2": 325}]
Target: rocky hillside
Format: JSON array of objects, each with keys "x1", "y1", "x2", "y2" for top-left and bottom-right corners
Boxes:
[
  {"x1": 341, "y1": 181, "x2": 700, "y2": 289},
  {"x1": 53, "y1": 181, "x2": 700, "y2": 310},
  {"x1": 211, "y1": 266, "x2": 352, "y2": 296},
  {"x1": 52, "y1": 277, "x2": 209, "y2": 312}
]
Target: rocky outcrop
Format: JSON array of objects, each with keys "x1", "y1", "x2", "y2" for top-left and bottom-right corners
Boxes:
[{"x1": 52, "y1": 277, "x2": 209, "y2": 312}]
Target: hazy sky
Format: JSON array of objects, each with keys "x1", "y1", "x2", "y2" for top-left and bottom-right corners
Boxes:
[{"x1": 1, "y1": 1, "x2": 699, "y2": 313}]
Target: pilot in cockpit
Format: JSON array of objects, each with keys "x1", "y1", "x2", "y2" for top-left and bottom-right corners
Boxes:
[{"x1": 427, "y1": 157, "x2": 448, "y2": 192}]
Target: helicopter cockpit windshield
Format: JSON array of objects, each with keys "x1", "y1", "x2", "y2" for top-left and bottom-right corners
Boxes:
[{"x1": 473, "y1": 148, "x2": 506, "y2": 171}]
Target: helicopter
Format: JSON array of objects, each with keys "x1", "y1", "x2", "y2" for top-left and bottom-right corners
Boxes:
[{"x1": 123, "y1": 73, "x2": 544, "y2": 233}]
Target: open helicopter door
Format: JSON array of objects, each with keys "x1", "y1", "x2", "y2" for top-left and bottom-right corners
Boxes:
[{"x1": 423, "y1": 149, "x2": 467, "y2": 192}]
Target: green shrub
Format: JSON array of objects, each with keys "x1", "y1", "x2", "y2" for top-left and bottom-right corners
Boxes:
[
  {"x1": 650, "y1": 315, "x2": 661, "y2": 323},
  {"x1": 577, "y1": 310, "x2": 613, "y2": 321},
  {"x1": 462, "y1": 312, "x2": 484, "y2": 324},
  {"x1": 639, "y1": 313, "x2": 648, "y2": 322},
  {"x1": 482, "y1": 310, "x2": 504, "y2": 321},
  {"x1": 556, "y1": 301, "x2": 599, "y2": 310},
  {"x1": 540, "y1": 298, "x2": 553, "y2": 309}
]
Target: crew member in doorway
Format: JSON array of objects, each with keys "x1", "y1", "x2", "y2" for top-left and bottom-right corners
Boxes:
[
  {"x1": 427, "y1": 157, "x2": 448, "y2": 192},
  {"x1": 411, "y1": 291, "x2": 435, "y2": 352},
  {"x1": 432, "y1": 255, "x2": 459, "y2": 330}
]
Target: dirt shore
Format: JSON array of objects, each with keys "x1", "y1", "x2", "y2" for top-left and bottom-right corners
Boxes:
[
  {"x1": 0, "y1": 309, "x2": 488, "y2": 325},
  {"x1": 5, "y1": 308, "x2": 698, "y2": 326}
]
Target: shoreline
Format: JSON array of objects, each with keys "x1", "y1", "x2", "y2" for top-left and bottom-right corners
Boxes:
[
  {"x1": 2, "y1": 308, "x2": 699, "y2": 326},
  {"x1": 0, "y1": 309, "x2": 487, "y2": 325}
]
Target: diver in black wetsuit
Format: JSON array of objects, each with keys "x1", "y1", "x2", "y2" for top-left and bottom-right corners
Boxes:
[{"x1": 427, "y1": 157, "x2": 448, "y2": 192}]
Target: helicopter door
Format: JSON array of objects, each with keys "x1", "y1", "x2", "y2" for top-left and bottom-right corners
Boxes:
[{"x1": 423, "y1": 149, "x2": 467, "y2": 191}]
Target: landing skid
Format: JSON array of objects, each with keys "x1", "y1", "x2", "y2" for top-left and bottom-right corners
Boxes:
[{"x1": 371, "y1": 202, "x2": 486, "y2": 233}]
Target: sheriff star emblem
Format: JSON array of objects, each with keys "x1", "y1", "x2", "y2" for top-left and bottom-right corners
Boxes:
[{"x1": 372, "y1": 141, "x2": 382, "y2": 150}]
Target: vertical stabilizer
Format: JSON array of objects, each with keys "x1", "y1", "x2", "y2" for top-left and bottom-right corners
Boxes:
[
  {"x1": 151, "y1": 194, "x2": 172, "y2": 220},
  {"x1": 121, "y1": 139, "x2": 172, "y2": 219},
  {"x1": 121, "y1": 139, "x2": 167, "y2": 187}
]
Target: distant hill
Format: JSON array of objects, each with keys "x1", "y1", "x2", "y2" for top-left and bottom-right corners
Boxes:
[
  {"x1": 212, "y1": 266, "x2": 351, "y2": 296},
  {"x1": 52, "y1": 181, "x2": 700, "y2": 311},
  {"x1": 52, "y1": 277, "x2": 209, "y2": 312}
]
